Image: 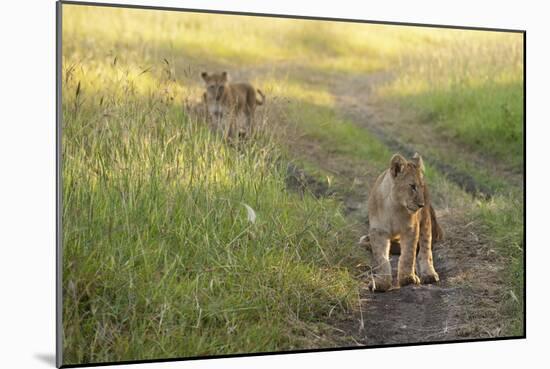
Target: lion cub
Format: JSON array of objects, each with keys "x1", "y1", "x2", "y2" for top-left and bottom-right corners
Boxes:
[
  {"x1": 201, "y1": 71, "x2": 265, "y2": 138},
  {"x1": 365, "y1": 153, "x2": 443, "y2": 292}
]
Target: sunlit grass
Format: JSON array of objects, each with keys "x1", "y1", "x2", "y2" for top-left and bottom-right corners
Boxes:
[
  {"x1": 258, "y1": 77, "x2": 335, "y2": 106},
  {"x1": 287, "y1": 101, "x2": 390, "y2": 170},
  {"x1": 66, "y1": 5, "x2": 509, "y2": 75},
  {"x1": 62, "y1": 55, "x2": 364, "y2": 365}
]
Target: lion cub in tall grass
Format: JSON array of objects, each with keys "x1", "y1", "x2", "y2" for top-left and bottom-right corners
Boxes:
[
  {"x1": 364, "y1": 153, "x2": 443, "y2": 292},
  {"x1": 201, "y1": 71, "x2": 265, "y2": 138}
]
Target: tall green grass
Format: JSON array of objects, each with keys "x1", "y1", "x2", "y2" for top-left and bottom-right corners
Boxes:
[{"x1": 61, "y1": 62, "x2": 364, "y2": 363}]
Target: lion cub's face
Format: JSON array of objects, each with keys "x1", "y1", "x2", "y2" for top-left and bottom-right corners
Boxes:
[
  {"x1": 390, "y1": 153, "x2": 426, "y2": 214},
  {"x1": 201, "y1": 71, "x2": 228, "y2": 103}
]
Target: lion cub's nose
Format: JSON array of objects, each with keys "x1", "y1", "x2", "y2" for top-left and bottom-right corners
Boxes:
[{"x1": 418, "y1": 203, "x2": 425, "y2": 209}]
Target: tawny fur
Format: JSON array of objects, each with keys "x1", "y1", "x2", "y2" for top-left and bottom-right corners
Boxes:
[
  {"x1": 201, "y1": 71, "x2": 265, "y2": 138},
  {"x1": 364, "y1": 153, "x2": 442, "y2": 292}
]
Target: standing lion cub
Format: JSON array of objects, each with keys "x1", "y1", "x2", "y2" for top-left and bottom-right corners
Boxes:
[
  {"x1": 201, "y1": 71, "x2": 265, "y2": 138},
  {"x1": 364, "y1": 153, "x2": 443, "y2": 292}
]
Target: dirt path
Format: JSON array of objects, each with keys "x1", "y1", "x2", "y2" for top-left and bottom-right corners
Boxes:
[
  {"x1": 286, "y1": 71, "x2": 513, "y2": 345},
  {"x1": 335, "y1": 208, "x2": 509, "y2": 345}
]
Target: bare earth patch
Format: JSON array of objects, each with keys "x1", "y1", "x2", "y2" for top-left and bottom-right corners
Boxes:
[{"x1": 333, "y1": 208, "x2": 510, "y2": 345}]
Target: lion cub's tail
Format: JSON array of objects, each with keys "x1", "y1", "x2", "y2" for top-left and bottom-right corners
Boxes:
[
  {"x1": 430, "y1": 206, "x2": 444, "y2": 242},
  {"x1": 256, "y1": 89, "x2": 265, "y2": 105}
]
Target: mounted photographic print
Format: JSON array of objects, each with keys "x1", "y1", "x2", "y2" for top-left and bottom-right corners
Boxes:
[{"x1": 57, "y1": 1, "x2": 525, "y2": 367}]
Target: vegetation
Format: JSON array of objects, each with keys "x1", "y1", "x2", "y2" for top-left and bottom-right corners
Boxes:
[
  {"x1": 62, "y1": 64, "x2": 367, "y2": 363},
  {"x1": 377, "y1": 30, "x2": 523, "y2": 169}
]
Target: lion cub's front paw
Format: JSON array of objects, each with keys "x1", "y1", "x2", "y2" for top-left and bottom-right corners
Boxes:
[
  {"x1": 367, "y1": 275, "x2": 393, "y2": 292},
  {"x1": 398, "y1": 273, "x2": 421, "y2": 287},
  {"x1": 420, "y1": 271, "x2": 440, "y2": 284}
]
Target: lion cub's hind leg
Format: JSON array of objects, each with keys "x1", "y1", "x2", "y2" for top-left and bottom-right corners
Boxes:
[
  {"x1": 368, "y1": 229, "x2": 393, "y2": 292},
  {"x1": 416, "y1": 208, "x2": 440, "y2": 284}
]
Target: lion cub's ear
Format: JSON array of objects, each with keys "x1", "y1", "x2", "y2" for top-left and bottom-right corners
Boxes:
[
  {"x1": 390, "y1": 154, "x2": 407, "y2": 178},
  {"x1": 201, "y1": 72, "x2": 209, "y2": 82},
  {"x1": 221, "y1": 71, "x2": 228, "y2": 82},
  {"x1": 411, "y1": 152, "x2": 425, "y2": 174}
]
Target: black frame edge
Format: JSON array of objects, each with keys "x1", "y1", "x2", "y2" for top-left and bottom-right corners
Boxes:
[
  {"x1": 56, "y1": 1, "x2": 64, "y2": 367},
  {"x1": 60, "y1": 336, "x2": 525, "y2": 368},
  {"x1": 522, "y1": 30, "x2": 527, "y2": 338},
  {"x1": 58, "y1": 0, "x2": 525, "y2": 34}
]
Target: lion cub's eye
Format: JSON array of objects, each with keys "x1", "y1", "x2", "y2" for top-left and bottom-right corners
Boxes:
[{"x1": 410, "y1": 184, "x2": 417, "y2": 191}]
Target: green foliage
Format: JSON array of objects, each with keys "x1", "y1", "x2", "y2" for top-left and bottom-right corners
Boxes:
[
  {"x1": 378, "y1": 32, "x2": 523, "y2": 169},
  {"x1": 474, "y1": 193, "x2": 524, "y2": 335},
  {"x1": 288, "y1": 101, "x2": 391, "y2": 169},
  {"x1": 62, "y1": 66, "x2": 361, "y2": 364}
]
